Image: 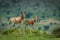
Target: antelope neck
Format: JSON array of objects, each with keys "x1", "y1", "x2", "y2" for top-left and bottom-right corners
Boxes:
[{"x1": 21, "y1": 16, "x2": 24, "y2": 20}]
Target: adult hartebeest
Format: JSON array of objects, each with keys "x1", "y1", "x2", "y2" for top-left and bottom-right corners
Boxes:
[
  {"x1": 10, "y1": 12, "x2": 26, "y2": 30},
  {"x1": 24, "y1": 16, "x2": 38, "y2": 30}
]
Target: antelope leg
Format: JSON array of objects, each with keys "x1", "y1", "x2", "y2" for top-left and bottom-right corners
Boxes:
[
  {"x1": 17, "y1": 23, "x2": 21, "y2": 32},
  {"x1": 10, "y1": 22, "x2": 14, "y2": 29},
  {"x1": 18, "y1": 23, "x2": 21, "y2": 29},
  {"x1": 17, "y1": 24, "x2": 22, "y2": 34},
  {"x1": 25, "y1": 25, "x2": 27, "y2": 32},
  {"x1": 25, "y1": 25, "x2": 27, "y2": 30},
  {"x1": 32, "y1": 24, "x2": 34, "y2": 30}
]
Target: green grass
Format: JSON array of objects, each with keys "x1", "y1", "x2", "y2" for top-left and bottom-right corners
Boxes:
[{"x1": 0, "y1": 29, "x2": 60, "y2": 40}]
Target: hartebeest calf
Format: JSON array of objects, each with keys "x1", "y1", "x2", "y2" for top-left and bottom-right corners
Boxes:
[
  {"x1": 24, "y1": 16, "x2": 38, "y2": 30},
  {"x1": 10, "y1": 12, "x2": 26, "y2": 29}
]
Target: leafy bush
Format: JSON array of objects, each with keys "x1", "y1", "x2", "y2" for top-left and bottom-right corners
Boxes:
[
  {"x1": 43, "y1": 31, "x2": 47, "y2": 35},
  {"x1": 2, "y1": 30, "x2": 9, "y2": 35},
  {"x1": 25, "y1": 12, "x2": 33, "y2": 18},
  {"x1": 32, "y1": 30, "x2": 40, "y2": 36},
  {"x1": 52, "y1": 28, "x2": 60, "y2": 38},
  {"x1": 43, "y1": 25, "x2": 49, "y2": 30},
  {"x1": 38, "y1": 27, "x2": 41, "y2": 30},
  {"x1": 25, "y1": 30, "x2": 32, "y2": 35},
  {"x1": 1, "y1": 28, "x2": 17, "y2": 35}
]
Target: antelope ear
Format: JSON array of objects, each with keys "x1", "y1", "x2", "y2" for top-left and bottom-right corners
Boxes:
[
  {"x1": 24, "y1": 11, "x2": 26, "y2": 15},
  {"x1": 21, "y1": 12, "x2": 26, "y2": 15},
  {"x1": 34, "y1": 16, "x2": 38, "y2": 18},
  {"x1": 21, "y1": 12, "x2": 23, "y2": 14},
  {"x1": 24, "y1": 11, "x2": 26, "y2": 13}
]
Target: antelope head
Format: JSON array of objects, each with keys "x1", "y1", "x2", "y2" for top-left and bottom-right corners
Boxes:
[
  {"x1": 21, "y1": 12, "x2": 26, "y2": 18},
  {"x1": 34, "y1": 16, "x2": 38, "y2": 22}
]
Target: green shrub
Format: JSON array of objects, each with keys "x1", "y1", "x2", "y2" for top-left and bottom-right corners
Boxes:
[
  {"x1": 2, "y1": 30, "x2": 9, "y2": 35},
  {"x1": 1, "y1": 28, "x2": 17, "y2": 35},
  {"x1": 52, "y1": 28, "x2": 60, "y2": 38},
  {"x1": 32, "y1": 30, "x2": 40, "y2": 36},
  {"x1": 43, "y1": 31, "x2": 47, "y2": 35},
  {"x1": 25, "y1": 30, "x2": 32, "y2": 35}
]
